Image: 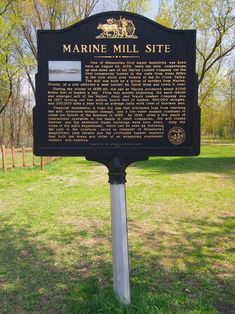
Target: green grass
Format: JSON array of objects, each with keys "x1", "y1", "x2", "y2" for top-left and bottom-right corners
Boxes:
[{"x1": 0, "y1": 145, "x2": 234, "y2": 313}]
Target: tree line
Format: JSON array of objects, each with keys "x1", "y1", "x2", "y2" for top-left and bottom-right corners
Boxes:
[{"x1": 0, "y1": 0, "x2": 234, "y2": 147}]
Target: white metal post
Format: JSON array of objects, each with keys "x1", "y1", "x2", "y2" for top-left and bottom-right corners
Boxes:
[{"x1": 110, "y1": 183, "x2": 130, "y2": 305}]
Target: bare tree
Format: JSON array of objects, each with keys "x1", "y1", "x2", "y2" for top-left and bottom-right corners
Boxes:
[
  {"x1": 156, "y1": 0, "x2": 235, "y2": 86},
  {"x1": 197, "y1": 2, "x2": 235, "y2": 85}
]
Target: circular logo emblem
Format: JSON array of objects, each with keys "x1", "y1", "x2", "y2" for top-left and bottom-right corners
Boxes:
[{"x1": 168, "y1": 127, "x2": 186, "y2": 145}]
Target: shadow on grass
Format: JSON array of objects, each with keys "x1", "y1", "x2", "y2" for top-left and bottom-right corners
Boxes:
[
  {"x1": 63, "y1": 157, "x2": 104, "y2": 168},
  {"x1": 0, "y1": 212, "x2": 234, "y2": 313},
  {"x1": 0, "y1": 213, "x2": 113, "y2": 313},
  {"x1": 133, "y1": 156, "x2": 235, "y2": 178}
]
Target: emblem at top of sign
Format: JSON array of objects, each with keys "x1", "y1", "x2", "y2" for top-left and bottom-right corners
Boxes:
[{"x1": 96, "y1": 16, "x2": 137, "y2": 39}]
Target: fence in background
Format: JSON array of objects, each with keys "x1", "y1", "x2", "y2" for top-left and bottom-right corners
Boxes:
[{"x1": 1, "y1": 145, "x2": 59, "y2": 172}]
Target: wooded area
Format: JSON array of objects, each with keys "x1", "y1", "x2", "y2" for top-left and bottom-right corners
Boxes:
[{"x1": 0, "y1": 0, "x2": 234, "y2": 147}]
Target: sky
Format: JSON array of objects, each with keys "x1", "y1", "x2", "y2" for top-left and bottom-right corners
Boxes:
[
  {"x1": 145, "y1": 0, "x2": 160, "y2": 20},
  {"x1": 97, "y1": 0, "x2": 160, "y2": 21}
]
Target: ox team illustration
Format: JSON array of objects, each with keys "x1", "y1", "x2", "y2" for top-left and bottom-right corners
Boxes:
[{"x1": 96, "y1": 17, "x2": 137, "y2": 38}]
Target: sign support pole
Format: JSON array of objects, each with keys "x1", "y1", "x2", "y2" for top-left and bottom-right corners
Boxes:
[
  {"x1": 110, "y1": 181, "x2": 130, "y2": 304},
  {"x1": 86, "y1": 156, "x2": 148, "y2": 305}
]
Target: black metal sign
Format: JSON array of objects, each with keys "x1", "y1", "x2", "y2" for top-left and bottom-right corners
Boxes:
[{"x1": 33, "y1": 11, "x2": 200, "y2": 157}]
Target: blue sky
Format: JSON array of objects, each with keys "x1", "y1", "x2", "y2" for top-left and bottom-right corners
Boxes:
[
  {"x1": 98, "y1": 0, "x2": 160, "y2": 21},
  {"x1": 145, "y1": 0, "x2": 160, "y2": 20}
]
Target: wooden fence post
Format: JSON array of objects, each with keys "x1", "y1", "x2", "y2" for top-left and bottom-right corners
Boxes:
[
  {"x1": 40, "y1": 156, "x2": 44, "y2": 170},
  {"x1": 32, "y1": 153, "x2": 35, "y2": 166},
  {"x1": 1, "y1": 145, "x2": 7, "y2": 172},
  {"x1": 22, "y1": 146, "x2": 26, "y2": 167},
  {"x1": 11, "y1": 146, "x2": 15, "y2": 167}
]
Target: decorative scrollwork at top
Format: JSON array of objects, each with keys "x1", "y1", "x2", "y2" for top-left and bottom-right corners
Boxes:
[{"x1": 96, "y1": 16, "x2": 137, "y2": 39}]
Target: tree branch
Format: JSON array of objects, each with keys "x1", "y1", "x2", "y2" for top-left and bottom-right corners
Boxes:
[
  {"x1": 0, "y1": 0, "x2": 13, "y2": 16},
  {"x1": 0, "y1": 55, "x2": 13, "y2": 114}
]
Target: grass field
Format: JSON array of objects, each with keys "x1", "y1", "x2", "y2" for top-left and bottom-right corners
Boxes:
[{"x1": 0, "y1": 145, "x2": 234, "y2": 314}]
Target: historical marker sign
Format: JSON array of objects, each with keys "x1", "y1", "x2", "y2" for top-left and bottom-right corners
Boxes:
[
  {"x1": 33, "y1": 11, "x2": 200, "y2": 157},
  {"x1": 33, "y1": 12, "x2": 201, "y2": 304}
]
